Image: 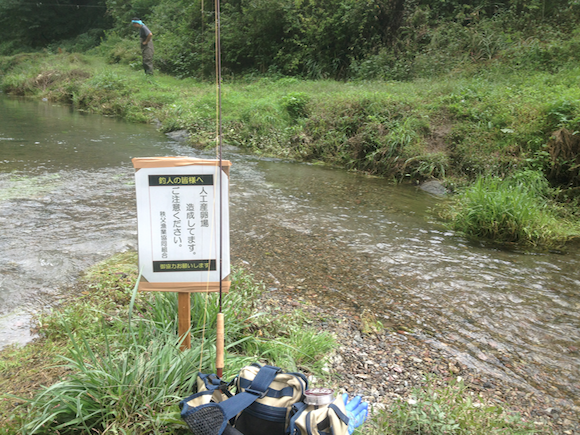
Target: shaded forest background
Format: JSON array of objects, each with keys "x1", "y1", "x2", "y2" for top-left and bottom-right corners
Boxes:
[{"x1": 1, "y1": 0, "x2": 580, "y2": 80}]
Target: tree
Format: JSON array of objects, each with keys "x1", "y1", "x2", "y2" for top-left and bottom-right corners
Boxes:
[{"x1": 0, "y1": 0, "x2": 111, "y2": 52}]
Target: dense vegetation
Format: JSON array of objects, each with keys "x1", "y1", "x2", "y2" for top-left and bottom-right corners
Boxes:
[
  {"x1": 0, "y1": 0, "x2": 110, "y2": 54},
  {"x1": 2, "y1": 0, "x2": 580, "y2": 80},
  {"x1": 2, "y1": 50, "x2": 579, "y2": 246}
]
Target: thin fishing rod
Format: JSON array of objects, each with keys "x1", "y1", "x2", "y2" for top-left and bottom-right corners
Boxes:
[
  {"x1": 215, "y1": 0, "x2": 225, "y2": 380},
  {"x1": 215, "y1": 0, "x2": 223, "y2": 313}
]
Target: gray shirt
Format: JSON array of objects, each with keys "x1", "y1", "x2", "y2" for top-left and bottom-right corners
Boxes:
[{"x1": 139, "y1": 24, "x2": 152, "y2": 43}]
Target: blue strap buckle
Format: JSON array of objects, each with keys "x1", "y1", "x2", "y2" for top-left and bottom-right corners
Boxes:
[{"x1": 244, "y1": 387, "x2": 269, "y2": 399}]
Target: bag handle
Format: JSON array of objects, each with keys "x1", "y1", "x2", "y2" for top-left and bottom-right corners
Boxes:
[{"x1": 218, "y1": 364, "x2": 280, "y2": 420}]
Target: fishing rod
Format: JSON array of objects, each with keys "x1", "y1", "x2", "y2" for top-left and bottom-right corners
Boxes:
[{"x1": 215, "y1": 0, "x2": 225, "y2": 380}]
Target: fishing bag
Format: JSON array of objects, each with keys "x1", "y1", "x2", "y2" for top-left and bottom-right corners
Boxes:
[
  {"x1": 179, "y1": 372, "x2": 239, "y2": 435},
  {"x1": 287, "y1": 399, "x2": 350, "y2": 435},
  {"x1": 179, "y1": 363, "x2": 308, "y2": 435},
  {"x1": 233, "y1": 363, "x2": 308, "y2": 435}
]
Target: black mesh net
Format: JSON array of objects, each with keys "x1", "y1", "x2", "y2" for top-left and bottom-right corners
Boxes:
[{"x1": 183, "y1": 405, "x2": 226, "y2": 435}]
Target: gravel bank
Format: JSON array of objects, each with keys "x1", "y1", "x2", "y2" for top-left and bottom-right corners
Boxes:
[{"x1": 251, "y1": 285, "x2": 580, "y2": 434}]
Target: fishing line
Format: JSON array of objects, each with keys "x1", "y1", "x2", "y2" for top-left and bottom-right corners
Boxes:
[
  {"x1": 201, "y1": 0, "x2": 205, "y2": 80},
  {"x1": 197, "y1": 158, "x2": 221, "y2": 374},
  {"x1": 19, "y1": 2, "x2": 106, "y2": 7}
]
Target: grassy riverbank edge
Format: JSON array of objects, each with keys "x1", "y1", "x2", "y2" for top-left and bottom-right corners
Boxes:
[
  {"x1": 0, "y1": 252, "x2": 546, "y2": 434},
  {"x1": 1, "y1": 51, "x2": 580, "y2": 248},
  {"x1": 0, "y1": 252, "x2": 336, "y2": 434}
]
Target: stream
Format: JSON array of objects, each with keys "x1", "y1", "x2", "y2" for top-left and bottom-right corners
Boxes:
[{"x1": 1, "y1": 96, "x2": 579, "y2": 410}]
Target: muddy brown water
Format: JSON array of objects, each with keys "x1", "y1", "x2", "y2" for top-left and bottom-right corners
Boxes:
[{"x1": 1, "y1": 96, "x2": 579, "y2": 410}]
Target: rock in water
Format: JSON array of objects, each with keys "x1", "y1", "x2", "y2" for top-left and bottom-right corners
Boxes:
[{"x1": 419, "y1": 180, "x2": 447, "y2": 196}]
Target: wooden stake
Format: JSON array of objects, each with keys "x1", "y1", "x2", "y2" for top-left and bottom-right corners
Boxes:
[
  {"x1": 178, "y1": 292, "x2": 191, "y2": 350},
  {"x1": 216, "y1": 312, "x2": 224, "y2": 378}
]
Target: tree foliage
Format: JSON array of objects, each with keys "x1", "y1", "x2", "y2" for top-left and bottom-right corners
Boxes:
[
  {"x1": 115, "y1": 0, "x2": 579, "y2": 78},
  {"x1": 2, "y1": 0, "x2": 580, "y2": 77},
  {"x1": 0, "y1": 0, "x2": 111, "y2": 53}
]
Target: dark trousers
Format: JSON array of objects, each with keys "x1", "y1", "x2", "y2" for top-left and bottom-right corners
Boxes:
[{"x1": 141, "y1": 41, "x2": 154, "y2": 75}]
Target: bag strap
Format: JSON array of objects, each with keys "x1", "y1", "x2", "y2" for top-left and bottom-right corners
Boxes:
[
  {"x1": 238, "y1": 379, "x2": 296, "y2": 399},
  {"x1": 218, "y1": 364, "x2": 281, "y2": 420},
  {"x1": 328, "y1": 404, "x2": 349, "y2": 426},
  {"x1": 199, "y1": 372, "x2": 224, "y2": 391},
  {"x1": 287, "y1": 401, "x2": 309, "y2": 435}
]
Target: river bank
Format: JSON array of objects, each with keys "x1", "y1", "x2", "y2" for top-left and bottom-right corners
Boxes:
[
  {"x1": 0, "y1": 52, "x2": 579, "y2": 192},
  {"x1": 1, "y1": 250, "x2": 574, "y2": 434},
  {"x1": 232, "y1": 221, "x2": 580, "y2": 435},
  {"x1": 2, "y1": 52, "x2": 579, "y2": 249}
]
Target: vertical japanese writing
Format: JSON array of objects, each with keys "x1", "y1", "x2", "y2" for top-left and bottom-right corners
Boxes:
[
  {"x1": 186, "y1": 203, "x2": 196, "y2": 254},
  {"x1": 172, "y1": 187, "x2": 182, "y2": 247},
  {"x1": 160, "y1": 211, "x2": 168, "y2": 259},
  {"x1": 200, "y1": 187, "x2": 209, "y2": 228}
]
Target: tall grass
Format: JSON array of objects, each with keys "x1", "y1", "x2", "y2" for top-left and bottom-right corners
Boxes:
[
  {"x1": 21, "y1": 334, "x2": 200, "y2": 435},
  {"x1": 21, "y1": 271, "x2": 208, "y2": 434},
  {"x1": 446, "y1": 171, "x2": 579, "y2": 247},
  {"x1": 239, "y1": 312, "x2": 336, "y2": 373},
  {"x1": 11, "y1": 256, "x2": 336, "y2": 434}
]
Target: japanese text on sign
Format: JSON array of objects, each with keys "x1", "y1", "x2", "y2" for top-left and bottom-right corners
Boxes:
[{"x1": 133, "y1": 160, "x2": 230, "y2": 288}]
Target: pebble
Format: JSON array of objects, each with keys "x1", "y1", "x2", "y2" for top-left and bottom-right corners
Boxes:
[
  {"x1": 248, "y1": 286, "x2": 580, "y2": 434},
  {"x1": 233, "y1": 227, "x2": 580, "y2": 435}
]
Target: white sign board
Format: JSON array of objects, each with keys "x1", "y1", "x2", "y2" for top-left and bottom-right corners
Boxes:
[{"x1": 132, "y1": 157, "x2": 231, "y2": 293}]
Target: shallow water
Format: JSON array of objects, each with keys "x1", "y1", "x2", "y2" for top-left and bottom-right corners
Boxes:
[
  {"x1": 1, "y1": 96, "x2": 579, "y2": 408},
  {"x1": 0, "y1": 97, "x2": 182, "y2": 346}
]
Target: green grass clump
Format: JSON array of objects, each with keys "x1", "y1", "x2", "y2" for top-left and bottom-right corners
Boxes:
[
  {"x1": 368, "y1": 377, "x2": 539, "y2": 435},
  {"x1": 1, "y1": 253, "x2": 337, "y2": 434},
  {"x1": 238, "y1": 309, "x2": 336, "y2": 373},
  {"x1": 20, "y1": 335, "x2": 200, "y2": 435},
  {"x1": 445, "y1": 170, "x2": 580, "y2": 247}
]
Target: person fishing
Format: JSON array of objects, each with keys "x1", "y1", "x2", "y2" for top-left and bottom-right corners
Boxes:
[{"x1": 131, "y1": 18, "x2": 154, "y2": 75}]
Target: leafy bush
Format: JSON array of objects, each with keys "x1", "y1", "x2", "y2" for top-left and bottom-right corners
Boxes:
[
  {"x1": 506, "y1": 169, "x2": 554, "y2": 199},
  {"x1": 402, "y1": 152, "x2": 449, "y2": 180},
  {"x1": 46, "y1": 29, "x2": 106, "y2": 54},
  {"x1": 280, "y1": 92, "x2": 310, "y2": 121},
  {"x1": 85, "y1": 70, "x2": 130, "y2": 92},
  {"x1": 96, "y1": 33, "x2": 141, "y2": 66},
  {"x1": 544, "y1": 98, "x2": 580, "y2": 131}
]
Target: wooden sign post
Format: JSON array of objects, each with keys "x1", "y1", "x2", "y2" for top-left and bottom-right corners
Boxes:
[{"x1": 132, "y1": 157, "x2": 231, "y2": 351}]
